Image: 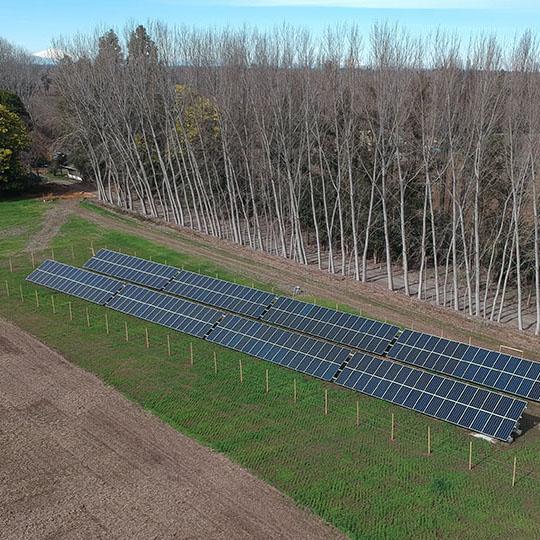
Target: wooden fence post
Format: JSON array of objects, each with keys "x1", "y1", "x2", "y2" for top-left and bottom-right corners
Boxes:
[
  {"x1": 293, "y1": 379, "x2": 297, "y2": 403},
  {"x1": 190, "y1": 342, "x2": 193, "y2": 366},
  {"x1": 35, "y1": 289, "x2": 39, "y2": 307},
  {"x1": 468, "y1": 441, "x2": 473, "y2": 471},
  {"x1": 19, "y1": 284, "x2": 24, "y2": 302},
  {"x1": 239, "y1": 359, "x2": 243, "y2": 383},
  {"x1": 105, "y1": 313, "x2": 109, "y2": 335},
  {"x1": 124, "y1": 321, "x2": 129, "y2": 342},
  {"x1": 391, "y1": 413, "x2": 395, "y2": 441},
  {"x1": 512, "y1": 456, "x2": 517, "y2": 487},
  {"x1": 31, "y1": 251, "x2": 35, "y2": 268},
  {"x1": 91, "y1": 241, "x2": 95, "y2": 256},
  {"x1": 167, "y1": 334, "x2": 171, "y2": 357},
  {"x1": 145, "y1": 328, "x2": 149, "y2": 349},
  {"x1": 4, "y1": 280, "x2": 9, "y2": 297},
  {"x1": 356, "y1": 400, "x2": 360, "y2": 427},
  {"x1": 427, "y1": 426, "x2": 431, "y2": 455},
  {"x1": 86, "y1": 307, "x2": 90, "y2": 327},
  {"x1": 9, "y1": 257, "x2": 13, "y2": 273},
  {"x1": 51, "y1": 295, "x2": 56, "y2": 314},
  {"x1": 70, "y1": 244, "x2": 75, "y2": 260},
  {"x1": 265, "y1": 369, "x2": 269, "y2": 394},
  {"x1": 324, "y1": 388, "x2": 328, "y2": 416},
  {"x1": 51, "y1": 247, "x2": 55, "y2": 260},
  {"x1": 68, "y1": 301, "x2": 73, "y2": 321},
  {"x1": 214, "y1": 351, "x2": 217, "y2": 374}
]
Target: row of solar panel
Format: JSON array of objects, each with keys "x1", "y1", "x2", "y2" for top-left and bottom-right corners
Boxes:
[
  {"x1": 84, "y1": 249, "x2": 400, "y2": 355},
  {"x1": 83, "y1": 249, "x2": 540, "y2": 404},
  {"x1": 26, "y1": 259, "x2": 526, "y2": 441}
]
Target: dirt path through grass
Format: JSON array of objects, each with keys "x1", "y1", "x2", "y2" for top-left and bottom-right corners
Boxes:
[
  {"x1": 24, "y1": 199, "x2": 79, "y2": 253},
  {"x1": 0, "y1": 316, "x2": 345, "y2": 540}
]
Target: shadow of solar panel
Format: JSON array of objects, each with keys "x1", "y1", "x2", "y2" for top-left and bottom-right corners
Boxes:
[
  {"x1": 207, "y1": 315, "x2": 351, "y2": 381},
  {"x1": 262, "y1": 297, "x2": 400, "y2": 355},
  {"x1": 84, "y1": 249, "x2": 179, "y2": 290},
  {"x1": 164, "y1": 270, "x2": 276, "y2": 318},
  {"x1": 388, "y1": 330, "x2": 540, "y2": 401},
  {"x1": 107, "y1": 284, "x2": 223, "y2": 338},
  {"x1": 336, "y1": 353, "x2": 526, "y2": 441},
  {"x1": 26, "y1": 260, "x2": 123, "y2": 305}
]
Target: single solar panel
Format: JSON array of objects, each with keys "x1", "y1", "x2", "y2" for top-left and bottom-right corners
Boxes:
[
  {"x1": 107, "y1": 284, "x2": 223, "y2": 338},
  {"x1": 164, "y1": 270, "x2": 276, "y2": 318},
  {"x1": 336, "y1": 353, "x2": 526, "y2": 441},
  {"x1": 26, "y1": 260, "x2": 123, "y2": 305},
  {"x1": 388, "y1": 330, "x2": 540, "y2": 402},
  {"x1": 262, "y1": 297, "x2": 400, "y2": 355},
  {"x1": 207, "y1": 315, "x2": 351, "y2": 381},
  {"x1": 84, "y1": 249, "x2": 179, "y2": 290}
]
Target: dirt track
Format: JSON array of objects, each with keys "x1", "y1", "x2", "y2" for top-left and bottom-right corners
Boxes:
[
  {"x1": 0, "y1": 317, "x2": 344, "y2": 540},
  {"x1": 77, "y1": 202, "x2": 540, "y2": 360}
]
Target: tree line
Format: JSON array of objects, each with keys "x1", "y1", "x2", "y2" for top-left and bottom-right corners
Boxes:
[{"x1": 5, "y1": 23, "x2": 540, "y2": 334}]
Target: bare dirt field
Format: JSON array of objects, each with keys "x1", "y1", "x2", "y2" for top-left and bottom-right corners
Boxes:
[{"x1": 0, "y1": 317, "x2": 344, "y2": 540}]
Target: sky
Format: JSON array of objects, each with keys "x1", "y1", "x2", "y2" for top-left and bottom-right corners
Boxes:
[{"x1": 2, "y1": 0, "x2": 540, "y2": 54}]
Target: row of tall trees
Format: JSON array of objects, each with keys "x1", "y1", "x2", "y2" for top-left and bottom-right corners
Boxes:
[{"x1": 52, "y1": 23, "x2": 540, "y2": 334}]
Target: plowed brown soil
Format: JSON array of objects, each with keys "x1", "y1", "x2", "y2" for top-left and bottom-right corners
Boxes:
[{"x1": 0, "y1": 317, "x2": 344, "y2": 540}]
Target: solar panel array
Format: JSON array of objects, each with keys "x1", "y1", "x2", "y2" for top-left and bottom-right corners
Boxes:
[
  {"x1": 84, "y1": 249, "x2": 179, "y2": 290},
  {"x1": 336, "y1": 353, "x2": 526, "y2": 441},
  {"x1": 207, "y1": 315, "x2": 351, "y2": 381},
  {"x1": 262, "y1": 297, "x2": 399, "y2": 355},
  {"x1": 107, "y1": 284, "x2": 223, "y2": 338},
  {"x1": 27, "y1": 255, "x2": 532, "y2": 440},
  {"x1": 388, "y1": 330, "x2": 540, "y2": 401},
  {"x1": 165, "y1": 270, "x2": 276, "y2": 318},
  {"x1": 26, "y1": 260, "x2": 123, "y2": 305}
]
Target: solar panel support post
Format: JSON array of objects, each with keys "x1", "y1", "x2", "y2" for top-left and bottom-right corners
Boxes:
[
  {"x1": 124, "y1": 321, "x2": 129, "y2": 342},
  {"x1": 91, "y1": 241, "x2": 95, "y2": 256},
  {"x1": 391, "y1": 413, "x2": 395, "y2": 442},
  {"x1": 167, "y1": 334, "x2": 171, "y2": 357},
  {"x1": 105, "y1": 313, "x2": 109, "y2": 335},
  {"x1": 34, "y1": 290, "x2": 39, "y2": 308},
  {"x1": 51, "y1": 247, "x2": 55, "y2": 260},
  {"x1": 427, "y1": 426, "x2": 431, "y2": 455},
  {"x1": 70, "y1": 245, "x2": 75, "y2": 261},
  {"x1": 19, "y1": 284, "x2": 24, "y2": 302},
  {"x1": 51, "y1": 295, "x2": 56, "y2": 315},
  {"x1": 31, "y1": 251, "x2": 35, "y2": 269},
  {"x1": 145, "y1": 328, "x2": 150, "y2": 349},
  {"x1": 4, "y1": 280, "x2": 9, "y2": 297},
  {"x1": 213, "y1": 351, "x2": 217, "y2": 374},
  {"x1": 324, "y1": 389, "x2": 328, "y2": 416},
  {"x1": 512, "y1": 456, "x2": 517, "y2": 487},
  {"x1": 239, "y1": 359, "x2": 243, "y2": 383},
  {"x1": 356, "y1": 400, "x2": 360, "y2": 427},
  {"x1": 468, "y1": 441, "x2": 473, "y2": 471},
  {"x1": 9, "y1": 257, "x2": 13, "y2": 273},
  {"x1": 86, "y1": 307, "x2": 90, "y2": 327},
  {"x1": 293, "y1": 379, "x2": 297, "y2": 404},
  {"x1": 265, "y1": 369, "x2": 269, "y2": 394},
  {"x1": 190, "y1": 342, "x2": 193, "y2": 366},
  {"x1": 68, "y1": 302, "x2": 73, "y2": 321}
]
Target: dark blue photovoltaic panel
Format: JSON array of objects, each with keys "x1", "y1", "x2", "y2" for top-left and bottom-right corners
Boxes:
[
  {"x1": 262, "y1": 297, "x2": 399, "y2": 355},
  {"x1": 336, "y1": 353, "x2": 526, "y2": 441},
  {"x1": 26, "y1": 260, "x2": 123, "y2": 305},
  {"x1": 165, "y1": 270, "x2": 276, "y2": 318},
  {"x1": 388, "y1": 330, "x2": 540, "y2": 401},
  {"x1": 84, "y1": 249, "x2": 179, "y2": 290},
  {"x1": 207, "y1": 315, "x2": 351, "y2": 381},
  {"x1": 107, "y1": 284, "x2": 223, "y2": 338}
]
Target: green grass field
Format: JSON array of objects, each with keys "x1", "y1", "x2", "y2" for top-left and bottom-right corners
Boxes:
[{"x1": 2, "y1": 198, "x2": 540, "y2": 539}]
